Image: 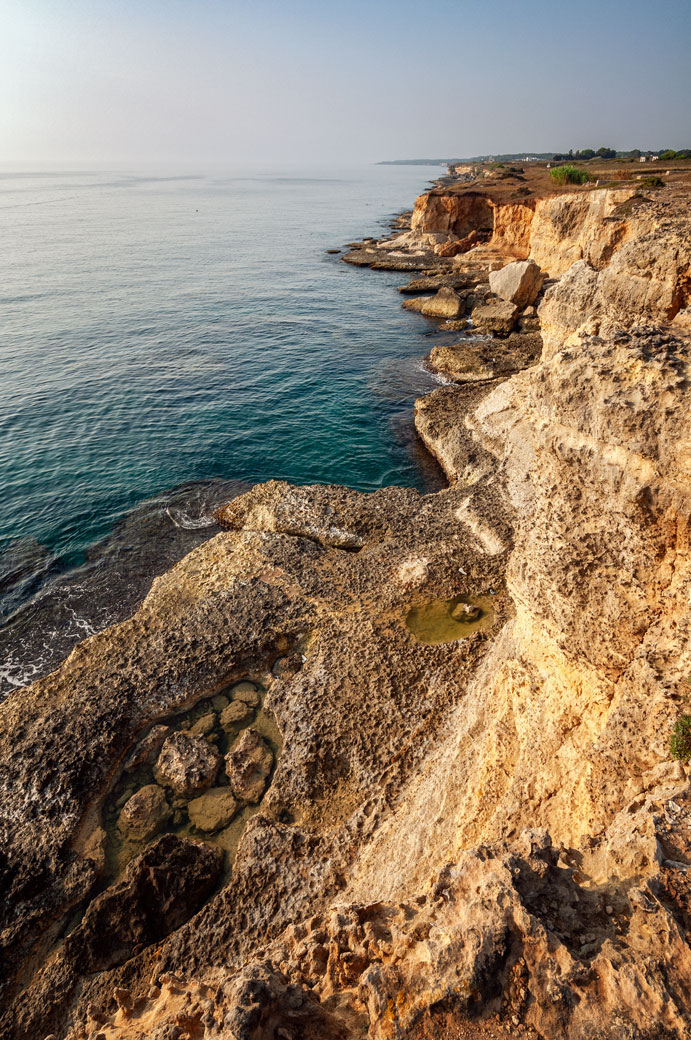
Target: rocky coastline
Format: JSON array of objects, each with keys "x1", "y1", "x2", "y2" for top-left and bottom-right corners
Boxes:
[{"x1": 1, "y1": 161, "x2": 691, "y2": 1039}]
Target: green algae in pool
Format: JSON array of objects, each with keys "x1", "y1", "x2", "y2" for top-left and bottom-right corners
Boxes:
[{"x1": 406, "y1": 594, "x2": 496, "y2": 644}]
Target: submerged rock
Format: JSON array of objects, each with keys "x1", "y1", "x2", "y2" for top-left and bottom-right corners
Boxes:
[
  {"x1": 189, "y1": 712, "x2": 216, "y2": 737},
  {"x1": 231, "y1": 681, "x2": 260, "y2": 706},
  {"x1": 123, "y1": 724, "x2": 169, "y2": 770},
  {"x1": 225, "y1": 728, "x2": 274, "y2": 803},
  {"x1": 187, "y1": 787, "x2": 239, "y2": 832},
  {"x1": 451, "y1": 601, "x2": 481, "y2": 622},
  {"x1": 220, "y1": 700, "x2": 253, "y2": 729},
  {"x1": 154, "y1": 731, "x2": 220, "y2": 796},
  {"x1": 117, "y1": 784, "x2": 171, "y2": 842}
]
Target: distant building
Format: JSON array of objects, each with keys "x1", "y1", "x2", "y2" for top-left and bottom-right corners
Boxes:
[{"x1": 639, "y1": 156, "x2": 648, "y2": 162}]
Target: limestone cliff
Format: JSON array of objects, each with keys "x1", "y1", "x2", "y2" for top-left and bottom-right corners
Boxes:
[{"x1": 2, "y1": 170, "x2": 691, "y2": 1040}]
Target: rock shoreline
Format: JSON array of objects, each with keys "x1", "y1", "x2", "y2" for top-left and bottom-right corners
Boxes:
[{"x1": 1, "y1": 162, "x2": 691, "y2": 1039}]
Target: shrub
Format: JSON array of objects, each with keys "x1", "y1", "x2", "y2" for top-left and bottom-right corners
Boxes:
[
  {"x1": 550, "y1": 165, "x2": 593, "y2": 185},
  {"x1": 670, "y1": 715, "x2": 691, "y2": 762},
  {"x1": 660, "y1": 150, "x2": 677, "y2": 160},
  {"x1": 640, "y1": 176, "x2": 665, "y2": 188}
]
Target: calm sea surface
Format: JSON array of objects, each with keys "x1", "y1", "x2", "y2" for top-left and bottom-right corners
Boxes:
[{"x1": 0, "y1": 164, "x2": 451, "y2": 694}]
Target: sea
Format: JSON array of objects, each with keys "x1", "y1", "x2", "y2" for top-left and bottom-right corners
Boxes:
[{"x1": 0, "y1": 163, "x2": 454, "y2": 697}]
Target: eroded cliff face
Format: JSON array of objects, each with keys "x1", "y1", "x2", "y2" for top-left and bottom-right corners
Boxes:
[{"x1": 2, "y1": 177, "x2": 691, "y2": 1040}]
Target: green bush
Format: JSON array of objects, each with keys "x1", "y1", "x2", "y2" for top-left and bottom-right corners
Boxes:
[
  {"x1": 660, "y1": 150, "x2": 677, "y2": 160},
  {"x1": 640, "y1": 176, "x2": 665, "y2": 188},
  {"x1": 550, "y1": 165, "x2": 593, "y2": 185},
  {"x1": 670, "y1": 715, "x2": 691, "y2": 762}
]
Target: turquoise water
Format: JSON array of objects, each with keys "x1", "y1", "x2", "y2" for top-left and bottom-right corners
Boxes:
[{"x1": 0, "y1": 164, "x2": 449, "y2": 692}]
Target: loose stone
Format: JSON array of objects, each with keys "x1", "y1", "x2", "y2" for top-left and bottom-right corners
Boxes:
[
  {"x1": 232, "y1": 681, "x2": 261, "y2": 706},
  {"x1": 117, "y1": 784, "x2": 171, "y2": 842},
  {"x1": 221, "y1": 700, "x2": 253, "y2": 729},
  {"x1": 226, "y1": 728, "x2": 274, "y2": 803},
  {"x1": 187, "y1": 787, "x2": 240, "y2": 832},
  {"x1": 154, "y1": 731, "x2": 221, "y2": 796},
  {"x1": 190, "y1": 713, "x2": 216, "y2": 737}
]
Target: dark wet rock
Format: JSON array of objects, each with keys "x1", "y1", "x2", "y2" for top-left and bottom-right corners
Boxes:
[
  {"x1": 64, "y1": 835, "x2": 222, "y2": 973},
  {"x1": 117, "y1": 784, "x2": 171, "y2": 842},
  {"x1": 226, "y1": 728, "x2": 274, "y2": 804},
  {"x1": 154, "y1": 731, "x2": 220, "y2": 796},
  {"x1": 426, "y1": 331, "x2": 542, "y2": 384},
  {"x1": 272, "y1": 654, "x2": 302, "y2": 678}
]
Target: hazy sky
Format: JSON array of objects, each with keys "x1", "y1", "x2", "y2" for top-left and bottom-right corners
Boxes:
[{"x1": 1, "y1": 0, "x2": 689, "y2": 164}]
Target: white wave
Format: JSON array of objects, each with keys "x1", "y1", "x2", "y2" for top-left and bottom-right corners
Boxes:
[
  {"x1": 166, "y1": 506, "x2": 217, "y2": 530},
  {"x1": 0, "y1": 658, "x2": 40, "y2": 694},
  {"x1": 412, "y1": 358, "x2": 455, "y2": 386}
]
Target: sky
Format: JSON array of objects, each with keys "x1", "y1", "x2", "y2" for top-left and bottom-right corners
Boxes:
[{"x1": 1, "y1": 0, "x2": 689, "y2": 165}]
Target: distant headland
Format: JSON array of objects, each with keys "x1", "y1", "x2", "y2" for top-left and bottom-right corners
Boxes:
[{"x1": 379, "y1": 145, "x2": 691, "y2": 165}]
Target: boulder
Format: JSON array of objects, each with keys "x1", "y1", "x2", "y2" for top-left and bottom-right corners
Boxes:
[
  {"x1": 187, "y1": 787, "x2": 239, "y2": 832},
  {"x1": 154, "y1": 731, "x2": 220, "y2": 796},
  {"x1": 434, "y1": 230, "x2": 480, "y2": 257},
  {"x1": 117, "y1": 784, "x2": 171, "y2": 842},
  {"x1": 64, "y1": 835, "x2": 223, "y2": 974},
  {"x1": 401, "y1": 297, "x2": 427, "y2": 314},
  {"x1": 420, "y1": 287, "x2": 463, "y2": 319},
  {"x1": 489, "y1": 259, "x2": 544, "y2": 308},
  {"x1": 471, "y1": 298, "x2": 519, "y2": 334},
  {"x1": 226, "y1": 728, "x2": 274, "y2": 804},
  {"x1": 221, "y1": 700, "x2": 253, "y2": 729}
]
